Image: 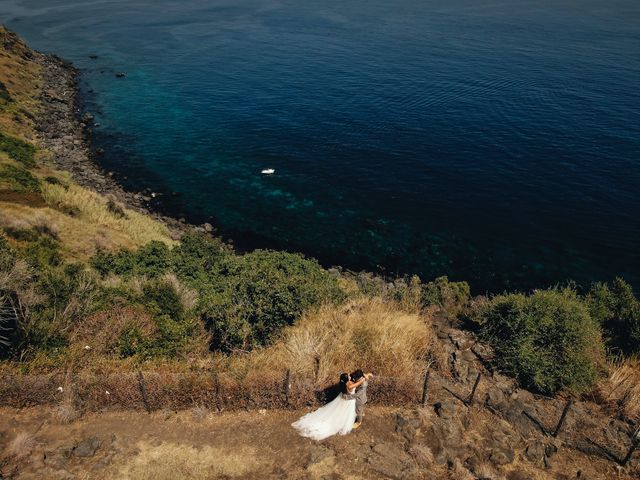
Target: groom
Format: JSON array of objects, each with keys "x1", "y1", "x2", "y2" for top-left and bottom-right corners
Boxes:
[{"x1": 350, "y1": 369, "x2": 373, "y2": 429}]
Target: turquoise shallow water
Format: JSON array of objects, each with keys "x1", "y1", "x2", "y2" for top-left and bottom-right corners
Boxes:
[{"x1": 2, "y1": 0, "x2": 639, "y2": 292}]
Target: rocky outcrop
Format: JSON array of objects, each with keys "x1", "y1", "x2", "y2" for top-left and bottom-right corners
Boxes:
[
  {"x1": 31, "y1": 43, "x2": 202, "y2": 239},
  {"x1": 384, "y1": 312, "x2": 640, "y2": 478}
]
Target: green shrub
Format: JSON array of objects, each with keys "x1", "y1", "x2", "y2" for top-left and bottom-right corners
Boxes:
[
  {"x1": 475, "y1": 287, "x2": 604, "y2": 394},
  {"x1": 118, "y1": 325, "x2": 147, "y2": 358},
  {"x1": 203, "y1": 250, "x2": 345, "y2": 351},
  {"x1": 0, "y1": 164, "x2": 40, "y2": 192},
  {"x1": 587, "y1": 278, "x2": 640, "y2": 355},
  {"x1": 3, "y1": 227, "x2": 40, "y2": 242},
  {"x1": 422, "y1": 276, "x2": 470, "y2": 311},
  {"x1": 0, "y1": 132, "x2": 36, "y2": 167},
  {"x1": 388, "y1": 275, "x2": 423, "y2": 311},
  {"x1": 142, "y1": 278, "x2": 184, "y2": 321},
  {"x1": 91, "y1": 241, "x2": 172, "y2": 278},
  {"x1": 171, "y1": 233, "x2": 229, "y2": 286},
  {"x1": 20, "y1": 235, "x2": 61, "y2": 268},
  {"x1": 117, "y1": 313, "x2": 192, "y2": 359},
  {"x1": 152, "y1": 314, "x2": 193, "y2": 357}
]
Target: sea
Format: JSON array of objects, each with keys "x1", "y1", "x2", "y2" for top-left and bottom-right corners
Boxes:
[{"x1": 2, "y1": 0, "x2": 639, "y2": 293}]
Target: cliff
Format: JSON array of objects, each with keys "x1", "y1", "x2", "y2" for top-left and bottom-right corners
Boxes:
[{"x1": 0, "y1": 25, "x2": 639, "y2": 480}]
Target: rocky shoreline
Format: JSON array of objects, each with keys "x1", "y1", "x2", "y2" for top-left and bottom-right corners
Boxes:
[{"x1": 34, "y1": 49, "x2": 213, "y2": 239}]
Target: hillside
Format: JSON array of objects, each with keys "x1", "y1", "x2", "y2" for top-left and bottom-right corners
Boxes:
[{"x1": 1, "y1": 25, "x2": 639, "y2": 480}]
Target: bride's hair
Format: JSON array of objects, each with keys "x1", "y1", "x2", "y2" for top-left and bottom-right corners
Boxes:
[{"x1": 339, "y1": 373, "x2": 349, "y2": 394}]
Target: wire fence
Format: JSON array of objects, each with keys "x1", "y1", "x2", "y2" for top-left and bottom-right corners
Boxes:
[{"x1": 0, "y1": 369, "x2": 423, "y2": 411}]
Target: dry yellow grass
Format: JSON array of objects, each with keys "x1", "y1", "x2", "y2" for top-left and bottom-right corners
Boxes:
[
  {"x1": 212, "y1": 296, "x2": 434, "y2": 391},
  {"x1": 278, "y1": 296, "x2": 433, "y2": 386},
  {"x1": 42, "y1": 182, "x2": 173, "y2": 248},
  {"x1": 0, "y1": 26, "x2": 41, "y2": 141},
  {"x1": 6, "y1": 431, "x2": 36, "y2": 460},
  {"x1": 109, "y1": 441, "x2": 266, "y2": 480},
  {"x1": 597, "y1": 357, "x2": 640, "y2": 422},
  {"x1": 0, "y1": 201, "x2": 144, "y2": 261}
]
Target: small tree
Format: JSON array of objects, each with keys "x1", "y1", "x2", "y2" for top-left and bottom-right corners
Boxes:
[
  {"x1": 587, "y1": 278, "x2": 640, "y2": 355},
  {"x1": 476, "y1": 287, "x2": 604, "y2": 395},
  {"x1": 422, "y1": 276, "x2": 470, "y2": 312}
]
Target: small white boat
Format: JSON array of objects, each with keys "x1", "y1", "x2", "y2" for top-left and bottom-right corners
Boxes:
[{"x1": 261, "y1": 168, "x2": 275, "y2": 175}]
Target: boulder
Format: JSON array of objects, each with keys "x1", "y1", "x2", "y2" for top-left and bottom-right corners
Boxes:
[
  {"x1": 422, "y1": 417, "x2": 466, "y2": 464},
  {"x1": 486, "y1": 388, "x2": 506, "y2": 412},
  {"x1": 395, "y1": 411, "x2": 422, "y2": 442},
  {"x1": 525, "y1": 440, "x2": 546, "y2": 463},
  {"x1": 73, "y1": 436, "x2": 101, "y2": 457}
]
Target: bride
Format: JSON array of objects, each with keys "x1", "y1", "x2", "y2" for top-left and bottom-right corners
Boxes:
[{"x1": 292, "y1": 373, "x2": 366, "y2": 441}]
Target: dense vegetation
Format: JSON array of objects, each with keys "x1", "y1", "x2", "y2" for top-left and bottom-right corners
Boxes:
[
  {"x1": 2, "y1": 219, "x2": 639, "y2": 397},
  {"x1": 0, "y1": 132, "x2": 37, "y2": 167},
  {"x1": 1, "y1": 180, "x2": 639, "y2": 401},
  {"x1": 0, "y1": 232, "x2": 347, "y2": 360},
  {"x1": 471, "y1": 280, "x2": 640, "y2": 394}
]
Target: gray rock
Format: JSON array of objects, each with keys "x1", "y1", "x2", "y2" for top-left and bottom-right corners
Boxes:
[
  {"x1": 368, "y1": 442, "x2": 413, "y2": 480},
  {"x1": 395, "y1": 411, "x2": 422, "y2": 442},
  {"x1": 422, "y1": 417, "x2": 466, "y2": 465},
  {"x1": 525, "y1": 440, "x2": 546, "y2": 462},
  {"x1": 73, "y1": 436, "x2": 101, "y2": 457},
  {"x1": 486, "y1": 388, "x2": 506, "y2": 411},
  {"x1": 545, "y1": 440, "x2": 559, "y2": 458}
]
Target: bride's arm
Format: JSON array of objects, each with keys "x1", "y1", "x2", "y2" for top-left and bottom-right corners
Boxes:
[{"x1": 347, "y1": 377, "x2": 366, "y2": 390}]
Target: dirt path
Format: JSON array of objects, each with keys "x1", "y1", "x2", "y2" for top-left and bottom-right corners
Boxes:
[
  {"x1": 2, "y1": 404, "x2": 636, "y2": 480},
  {"x1": 1, "y1": 406, "x2": 404, "y2": 480}
]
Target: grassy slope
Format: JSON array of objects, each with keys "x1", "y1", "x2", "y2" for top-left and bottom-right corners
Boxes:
[{"x1": 0, "y1": 26, "x2": 173, "y2": 261}]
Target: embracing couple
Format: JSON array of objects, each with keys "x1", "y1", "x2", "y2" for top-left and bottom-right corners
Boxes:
[{"x1": 292, "y1": 369, "x2": 373, "y2": 441}]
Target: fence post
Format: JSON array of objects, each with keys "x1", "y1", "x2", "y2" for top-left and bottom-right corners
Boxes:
[
  {"x1": 284, "y1": 369, "x2": 292, "y2": 407},
  {"x1": 552, "y1": 398, "x2": 573, "y2": 437},
  {"x1": 421, "y1": 371, "x2": 431, "y2": 406},
  {"x1": 212, "y1": 371, "x2": 221, "y2": 412},
  {"x1": 466, "y1": 373, "x2": 481, "y2": 406},
  {"x1": 137, "y1": 370, "x2": 151, "y2": 413},
  {"x1": 621, "y1": 428, "x2": 640, "y2": 466}
]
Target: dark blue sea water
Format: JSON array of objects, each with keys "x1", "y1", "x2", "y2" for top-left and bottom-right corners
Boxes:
[{"x1": 2, "y1": 0, "x2": 639, "y2": 292}]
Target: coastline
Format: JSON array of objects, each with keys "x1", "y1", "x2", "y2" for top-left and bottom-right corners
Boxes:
[{"x1": 34, "y1": 49, "x2": 209, "y2": 240}]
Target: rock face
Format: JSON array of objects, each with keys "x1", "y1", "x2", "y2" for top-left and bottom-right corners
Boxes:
[{"x1": 381, "y1": 314, "x2": 640, "y2": 477}]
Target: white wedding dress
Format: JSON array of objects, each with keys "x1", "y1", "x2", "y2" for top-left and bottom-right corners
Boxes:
[{"x1": 292, "y1": 388, "x2": 356, "y2": 441}]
